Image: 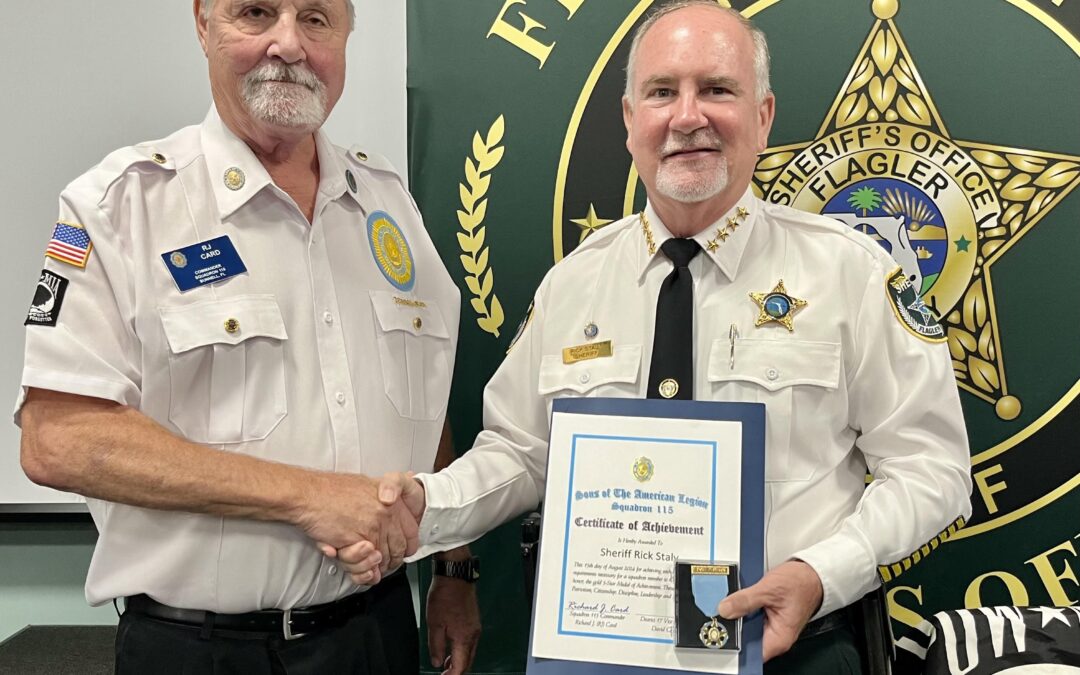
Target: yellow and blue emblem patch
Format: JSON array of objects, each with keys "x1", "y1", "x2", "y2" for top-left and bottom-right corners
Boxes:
[{"x1": 367, "y1": 211, "x2": 414, "y2": 292}]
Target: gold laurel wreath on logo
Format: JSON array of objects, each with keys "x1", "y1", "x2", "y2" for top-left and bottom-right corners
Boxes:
[{"x1": 457, "y1": 115, "x2": 506, "y2": 337}]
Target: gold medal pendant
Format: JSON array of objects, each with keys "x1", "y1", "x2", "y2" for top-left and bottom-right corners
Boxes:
[{"x1": 699, "y1": 617, "x2": 729, "y2": 649}]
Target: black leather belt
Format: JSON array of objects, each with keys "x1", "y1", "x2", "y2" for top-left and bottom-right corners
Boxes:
[
  {"x1": 125, "y1": 570, "x2": 404, "y2": 641},
  {"x1": 798, "y1": 608, "x2": 851, "y2": 641}
]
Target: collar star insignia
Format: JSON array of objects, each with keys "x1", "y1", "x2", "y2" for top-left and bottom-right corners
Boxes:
[
  {"x1": 750, "y1": 280, "x2": 807, "y2": 331},
  {"x1": 706, "y1": 205, "x2": 749, "y2": 251},
  {"x1": 750, "y1": 0, "x2": 1080, "y2": 419}
]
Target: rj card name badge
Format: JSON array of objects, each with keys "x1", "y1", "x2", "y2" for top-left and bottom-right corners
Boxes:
[
  {"x1": 161, "y1": 236, "x2": 247, "y2": 292},
  {"x1": 675, "y1": 561, "x2": 741, "y2": 651}
]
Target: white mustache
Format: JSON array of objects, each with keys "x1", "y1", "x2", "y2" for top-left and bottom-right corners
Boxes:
[
  {"x1": 661, "y1": 130, "x2": 723, "y2": 156},
  {"x1": 244, "y1": 62, "x2": 322, "y2": 90}
]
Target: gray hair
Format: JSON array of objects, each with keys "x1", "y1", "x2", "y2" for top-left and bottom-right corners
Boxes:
[
  {"x1": 624, "y1": 0, "x2": 771, "y2": 103},
  {"x1": 200, "y1": 0, "x2": 356, "y2": 32}
]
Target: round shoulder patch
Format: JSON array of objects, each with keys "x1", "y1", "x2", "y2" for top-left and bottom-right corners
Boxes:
[
  {"x1": 366, "y1": 211, "x2": 415, "y2": 292},
  {"x1": 885, "y1": 267, "x2": 945, "y2": 343}
]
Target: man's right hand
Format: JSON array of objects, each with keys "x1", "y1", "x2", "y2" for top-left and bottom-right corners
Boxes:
[
  {"x1": 377, "y1": 471, "x2": 427, "y2": 519},
  {"x1": 330, "y1": 472, "x2": 428, "y2": 585},
  {"x1": 294, "y1": 472, "x2": 419, "y2": 576}
]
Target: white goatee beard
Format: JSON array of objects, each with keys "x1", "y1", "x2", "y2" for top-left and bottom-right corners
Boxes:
[
  {"x1": 241, "y1": 62, "x2": 328, "y2": 130},
  {"x1": 654, "y1": 129, "x2": 728, "y2": 203}
]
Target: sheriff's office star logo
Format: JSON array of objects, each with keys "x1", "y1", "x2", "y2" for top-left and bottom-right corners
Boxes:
[{"x1": 754, "y1": 0, "x2": 1079, "y2": 422}]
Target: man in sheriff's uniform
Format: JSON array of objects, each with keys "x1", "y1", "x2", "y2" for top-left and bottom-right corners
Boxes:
[
  {"x1": 17, "y1": 1, "x2": 481, "y2": 673},
  {"x1": 340, "y1": 1, "x2": 972, "y2": 673}
]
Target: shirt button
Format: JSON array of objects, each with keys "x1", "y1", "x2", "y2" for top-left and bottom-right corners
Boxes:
[
  {"x1": 579, "y1": 372, "x2": 590, "y2": 384},
  {"x1": 766, "y1": 367, "x2": 780, "y2": 381},
  {"x1": 323, "y1": 311, "x2": 334, "y2": 324},
  {"x1": 328, "y1": 566, "x2": 338, "y2": 576},
  {"x1": 335, "y1": 392, "x2": 346, "y2": 405},
  {"x1": 432, "y1": 524, "x2": 440, "y2": 534}
]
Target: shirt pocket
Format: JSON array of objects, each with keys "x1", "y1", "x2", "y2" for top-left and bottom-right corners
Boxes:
[
  {"x1": 159, "y1": 295, "x2": 288, "y2": 444},
  {"x1": 707, "y1": 338, "x2": 840, "y2": 482},
  {"x1": 370, "y1": 291, "x2": 453, "y2": 421},
  {"x1": 537, "y1": 345, "x2": 642, "y2": 396}
]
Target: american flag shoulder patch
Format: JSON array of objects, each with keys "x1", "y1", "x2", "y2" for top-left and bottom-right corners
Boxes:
[{"x1": 45, "y1": 221, "x2": 93, "y2": 268}]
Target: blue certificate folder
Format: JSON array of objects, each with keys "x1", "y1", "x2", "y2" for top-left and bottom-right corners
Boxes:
[{"x1": 527, "y1": 397, "x2": 766, "y2": 675}]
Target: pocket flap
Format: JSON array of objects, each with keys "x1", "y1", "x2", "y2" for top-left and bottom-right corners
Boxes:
[
  {"x1": 159, "y1": 295, "x2": 288, "y2": 354},
  {"x1": 370, "y1": 291, "x2": 450, "y2": 339},
  {"x1": 538, "y1": 345, "x2": 642, "y2": 395},
  {"x1": 707, "y1": 338, "x2": 840, "y2": 391}
]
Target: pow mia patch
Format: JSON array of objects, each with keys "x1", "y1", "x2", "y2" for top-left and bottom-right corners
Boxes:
[
  {"x1": 886, "y1": 267, "x2": 945, "y2": 343},
  {"x1": 25, "y1": 270, "x2": 69, "y2": 327}
]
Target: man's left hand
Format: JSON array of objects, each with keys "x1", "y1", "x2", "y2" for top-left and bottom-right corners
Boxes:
[
  {"x1": 717, "y1": 560, "x2": 823, "y2": 662},
  {"x1": 427, "y1": 575, "x2": 481, "y2": 675}
]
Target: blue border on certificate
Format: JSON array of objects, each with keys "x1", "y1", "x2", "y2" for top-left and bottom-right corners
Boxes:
[
  {"x1": 556, "y1": 434, "x2": 717, "y2": 644},
  {"x1": 527, "y1": 398, "x2": 766, "y2": 675}
]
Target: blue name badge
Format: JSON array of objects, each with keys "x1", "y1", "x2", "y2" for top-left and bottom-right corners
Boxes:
[{"x1": 161, "y1": 236, "x2": 247, "y2": 292}]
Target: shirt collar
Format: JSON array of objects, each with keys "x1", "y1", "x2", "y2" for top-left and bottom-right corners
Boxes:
[
  {"x1": 313, "y1": 129, "x2": 355, "y2": 206},
  {"x1": 199, "y1": 106, "x2": 354, "y2": 220},
  {"x1": 635, "y1": 186, "x2": 759, "y2": 283}
]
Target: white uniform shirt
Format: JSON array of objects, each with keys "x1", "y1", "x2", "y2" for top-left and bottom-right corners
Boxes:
[
  {"x1": 413, "y1": 188, "x2": 971, "y2": 617},
  {"x1": 16, "y1": 108, "x2": 460, "y2": 612}
]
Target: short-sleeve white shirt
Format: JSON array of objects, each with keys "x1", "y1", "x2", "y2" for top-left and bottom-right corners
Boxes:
[{"x1": 17, "y1": 108, "x2": 460, "y2": 612}]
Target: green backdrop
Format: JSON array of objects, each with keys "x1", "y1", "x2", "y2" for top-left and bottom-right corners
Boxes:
[{"x1": 406, "y1": 1, "x2": 1080, "y2": 672}]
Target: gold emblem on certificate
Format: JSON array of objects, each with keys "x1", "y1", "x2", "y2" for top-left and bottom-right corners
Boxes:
[
  {"x1": 674, "y1": 560, "x2": 741, "y2": 651},
  {"x1": 632, "y1": 456, "x2": 654, "y2": 483}
]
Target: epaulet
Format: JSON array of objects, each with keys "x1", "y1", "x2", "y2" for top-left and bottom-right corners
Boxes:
[
  {"x1": 66, "y1": 143, "x2": 178, "y2": 204},
  {"x1": 93, "y1": 143, "x2": 178, "y2": 178},
  {"x1": 346, "y1": 145, "x2": 401, "y2": 177}
]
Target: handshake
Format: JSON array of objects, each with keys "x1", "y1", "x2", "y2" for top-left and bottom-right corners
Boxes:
[{"x1": 296, "y1": 471, "x2": 429, "y2": 586}]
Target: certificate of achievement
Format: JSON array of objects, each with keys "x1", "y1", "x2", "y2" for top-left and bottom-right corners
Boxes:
[{"x1": 528, "y1": 398, "x2": 765, "y2": 675}]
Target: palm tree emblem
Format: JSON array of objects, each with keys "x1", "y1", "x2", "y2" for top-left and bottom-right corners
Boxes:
[{"x1": 847, "y1": 186, "x2": 883, "y2": 216}]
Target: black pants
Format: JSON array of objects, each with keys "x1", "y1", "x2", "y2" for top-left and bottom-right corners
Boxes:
[
  {"x1": 765, "y1": 624, "x2": 864, "y2": 675},
  {"x1": 114, "y1": 573, "x2": 418, "y2": 675}
]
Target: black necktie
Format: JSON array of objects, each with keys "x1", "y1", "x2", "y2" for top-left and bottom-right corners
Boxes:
[{"x1": 648, "y1": 238, "x2": 701, "y2": 400}]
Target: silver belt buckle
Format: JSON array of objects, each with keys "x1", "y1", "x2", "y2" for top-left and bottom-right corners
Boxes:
[{"x1": 282, "y1": 608, "x2": 307, "y2": 641}]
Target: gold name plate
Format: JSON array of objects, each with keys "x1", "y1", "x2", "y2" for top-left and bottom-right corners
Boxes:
[
  {"x1": 562, "y1": 340, "x2": 613, "y2": 364},
  {"x1": 393, "y1": 296, "x2": 427, "y2": 308},
  {"x1": 691, "y1": 564, "x2": 731, "y2": 575}
]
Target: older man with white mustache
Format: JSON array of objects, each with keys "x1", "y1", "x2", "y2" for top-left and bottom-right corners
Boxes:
[{"x1": 16, "y1": 1, "x2": 477, "y2": 673}]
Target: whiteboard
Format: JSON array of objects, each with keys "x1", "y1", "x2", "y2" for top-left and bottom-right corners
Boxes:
[{"x1": 0, "y1": 1, "x2": 407, "y2": 506}]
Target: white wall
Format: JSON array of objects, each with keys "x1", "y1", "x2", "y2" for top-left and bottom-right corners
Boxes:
[
  {"x1": 0, "y1": 0, "x2": 407, "y2": 639},
  {"x1": 0, "y1": 0, "x2": 407, "y2": 506}
]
